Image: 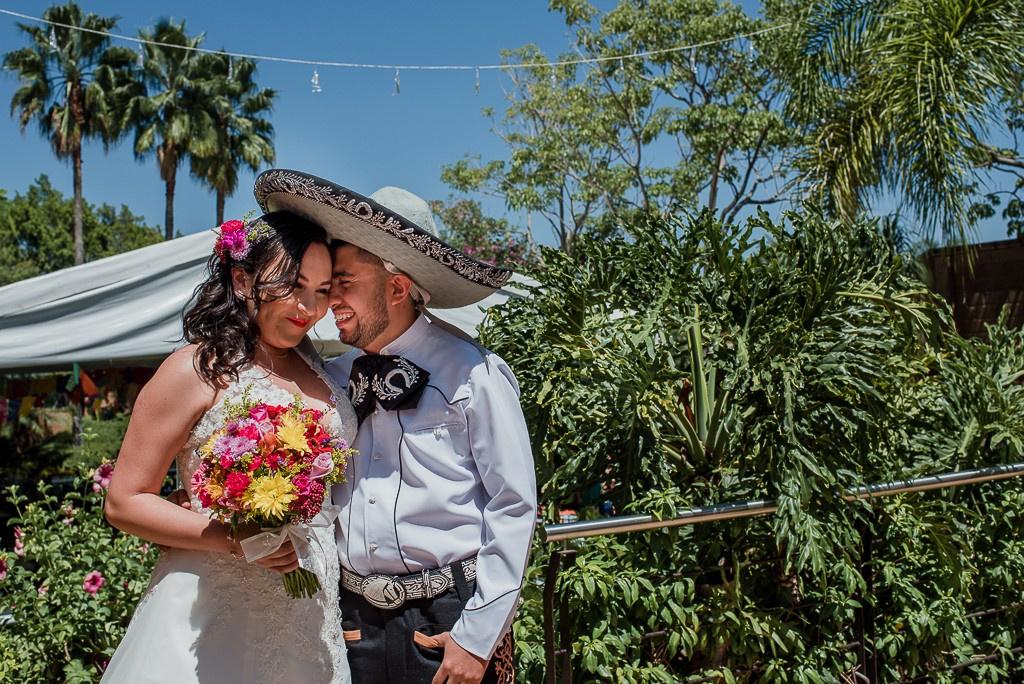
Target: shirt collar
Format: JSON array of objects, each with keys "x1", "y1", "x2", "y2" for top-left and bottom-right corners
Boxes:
[{"x1": 379, "y1": 313, "x2": 430, "y2": 357}]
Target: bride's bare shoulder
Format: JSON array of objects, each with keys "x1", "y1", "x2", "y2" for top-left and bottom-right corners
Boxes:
[{"x1": 147, "y1": 345, "x2": 221, "y2": 403}]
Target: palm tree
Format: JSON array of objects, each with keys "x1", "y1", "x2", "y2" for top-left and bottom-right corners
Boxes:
[
  {"x1": 190, "y1": 54, "x2": 276, "y2": 225},
  {"x1": 4, "y1": 2, "x2": 135, "y2": 265},
  {"x1": 128, "y1": 19, "x2": 219, "y2": 240},
  {"x1": 786, "y1": 0, "x2": 1024, "y2": 244}
]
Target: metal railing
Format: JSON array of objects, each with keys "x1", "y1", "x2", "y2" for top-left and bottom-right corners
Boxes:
[{"x1": 539, "y1": 462, "x2": 1024, "y2": 684}]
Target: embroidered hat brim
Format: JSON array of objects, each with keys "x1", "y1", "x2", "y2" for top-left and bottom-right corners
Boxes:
[{"x1": 253, "y1": 169, "x2": 512, "y2": 309}]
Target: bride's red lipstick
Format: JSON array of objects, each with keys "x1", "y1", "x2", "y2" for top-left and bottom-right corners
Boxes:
[{"x1": 286, "y1": 316, "x2": 310, "y2": 328}]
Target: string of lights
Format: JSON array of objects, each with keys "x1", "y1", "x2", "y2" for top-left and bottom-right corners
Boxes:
[{"x1": 0, "y1": 6, "x2": 788, "y2": 94}]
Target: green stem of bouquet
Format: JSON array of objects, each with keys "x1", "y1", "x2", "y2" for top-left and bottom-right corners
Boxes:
[{"x1": 282, "y1": 567, "x2": 321, "y2": 599}]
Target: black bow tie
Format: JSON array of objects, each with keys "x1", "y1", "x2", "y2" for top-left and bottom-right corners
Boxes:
[{"x1": 349, "y1": 354, "x2": 430, "y2": 425}]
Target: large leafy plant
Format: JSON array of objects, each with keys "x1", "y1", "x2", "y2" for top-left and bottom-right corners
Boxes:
[{"x1": 484, "y1": 208, "x2": 1024, "y2": 682}]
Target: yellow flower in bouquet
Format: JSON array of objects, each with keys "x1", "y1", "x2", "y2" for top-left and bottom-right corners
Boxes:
[
  {"x1": 199, "y1": 434, "x2": 218, "y2": 459},
  {"x1": 277, "y1": 413, "x2": 312, "y2": 454},
  {"x1": 246, "y1": 472, "x2": 297, "y2": 519}
]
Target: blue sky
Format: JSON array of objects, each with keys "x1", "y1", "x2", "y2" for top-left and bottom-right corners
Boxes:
[{"x1": 0, "y1": 1, "x2": 1012, "y2": 245}]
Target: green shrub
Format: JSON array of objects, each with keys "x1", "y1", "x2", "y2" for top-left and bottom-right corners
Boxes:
[
  {"x1": 0, "y1": 468, "x2": 157, "y2": 683},
  {"x1": 486, "y1": 209, "x2": 1024, "y2": 682}
]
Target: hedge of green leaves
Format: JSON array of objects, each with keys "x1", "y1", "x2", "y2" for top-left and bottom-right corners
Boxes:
[{"x1": 485, "y1": 210, "x2": 1024, "y2": 682}]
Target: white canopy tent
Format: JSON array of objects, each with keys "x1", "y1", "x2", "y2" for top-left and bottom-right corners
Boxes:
[{"x1": 0, "y1": 231, "x2": 530, "y2": 372}]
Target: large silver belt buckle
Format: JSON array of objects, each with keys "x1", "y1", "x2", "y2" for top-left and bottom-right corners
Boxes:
[{"x1": 361, "y1": 573, "x2": 407, "y2": 610}]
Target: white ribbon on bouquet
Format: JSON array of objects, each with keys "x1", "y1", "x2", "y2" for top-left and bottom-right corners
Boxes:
[{"x1": 239, "y1": 504, "x2": 341, "y2": 580}]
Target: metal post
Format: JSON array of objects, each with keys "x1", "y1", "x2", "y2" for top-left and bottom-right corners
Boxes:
[
  {"x1": 862, "y1": 517, "x2": 878, "y2": 682},
  {"x1": 558, "y1": 549, "x2": 577, "y2": 684},
  {"x1": 543, "y1": 549, "x2": 564, "y2": 684},
  {"x1": 852, "y1": 515, "x2": 877, "y2": 683}
]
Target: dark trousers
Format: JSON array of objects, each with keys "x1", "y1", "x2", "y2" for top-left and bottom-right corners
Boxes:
[{"x1": 340, "y1": 572, "x2": 513, "y2": 684}]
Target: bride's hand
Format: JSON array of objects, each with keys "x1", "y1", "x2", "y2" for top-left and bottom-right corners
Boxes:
[
  {"x1": 253, "y1": 539, "x2": 299, "y2": 574},
  {"x1": 231, "y1": 524, "x2": 300, "y2": 574}
]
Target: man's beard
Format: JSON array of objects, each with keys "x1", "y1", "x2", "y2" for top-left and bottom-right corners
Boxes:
[{"x1": 343, "y1": 293, "x2": 390, "y2": 349}]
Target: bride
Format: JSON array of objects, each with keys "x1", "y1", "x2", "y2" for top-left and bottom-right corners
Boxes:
[{"x1": 102, "y1": 212, "x2": 356, "y2": 683}]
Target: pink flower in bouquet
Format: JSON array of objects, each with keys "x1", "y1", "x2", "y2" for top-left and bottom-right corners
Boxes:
[
  {"x1": 13, "y1": 527, "x2": 24, "y2": 557},
  {"x1": 249, "y1": 403, "x2": 286, "y2": 422},
  {"x1": 197, "y1": 482, "x2": 218, "y2": 508},
  {"x1": 224, "y1": 472, "x2": 251, "y2": 499},
  {"x1": 265, "y1": 451, "x2": 284, "y2": 470},
  {"x1": 83, "y1": 570, "x2": 105, "y2": 595},
  {"x1": 0, "y1": 556, "x2": 8, "y2": 581},
  {"x1": 309, "y1": 452, "x2": 335, "y2": 480},
  {"x1": 292, "y1": 474, "x2": 312, "y2": 495},
  {"x1": 92, "y1": 461, "x2": 114, "y2": 493},
  {"x1": 295, "y1": 480, "x2": 326, "y2": 519},
  {"x1": 37, "y1": 583, "x2": 48, "y2": 596},
  {"x1": 216, "y1": 495, "x2": 243, "y2": 512},
  {"x1": 235, "y1": 419, "x2": 263, "y2": 441},
  {"x1": 191, "y1": 461, "x2": 210, "y2": 490}
]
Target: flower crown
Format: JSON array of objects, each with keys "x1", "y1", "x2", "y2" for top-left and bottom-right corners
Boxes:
[{"x1": 213, "y1": 215, "x2": 272, "y2": 263}]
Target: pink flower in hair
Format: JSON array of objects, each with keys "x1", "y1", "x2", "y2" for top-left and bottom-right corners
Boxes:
[{"x1": 213, "y1": 218, "x2": 272, "y2": 263}]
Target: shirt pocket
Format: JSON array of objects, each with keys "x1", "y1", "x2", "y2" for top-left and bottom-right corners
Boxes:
[{"x1": 400, "y1": 414, "x2": 473, "y2": 478}]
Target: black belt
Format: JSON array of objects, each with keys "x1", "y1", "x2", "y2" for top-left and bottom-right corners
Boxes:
[{"x1": 341, "y1": 557, "x2": 477, "y2": 610}]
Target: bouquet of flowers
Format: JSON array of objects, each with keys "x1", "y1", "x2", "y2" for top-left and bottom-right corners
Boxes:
[{"x1": 191, "y1": 389, "x2": 353, "y2": 598}]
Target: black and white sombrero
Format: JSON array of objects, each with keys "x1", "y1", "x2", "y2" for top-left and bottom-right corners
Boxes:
[{"x1": 253, "y1": 169, "x2": 512, "y2": 309}]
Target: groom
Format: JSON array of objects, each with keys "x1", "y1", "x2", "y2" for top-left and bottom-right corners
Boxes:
[{"x1": 253, "y1": 171, "x2": 537, "y2": 684}]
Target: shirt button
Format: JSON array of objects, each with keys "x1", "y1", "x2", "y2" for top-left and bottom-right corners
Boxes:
[
  {"x1": 433, "y1": 427, "x2": 443, "y2": 439},
  {"x1": 368, "y1": 497, "x2": 376, "y2": 504},
  {"x1": 369, "y1": 543, "x2": 379, "y2": 553},
  {"x1": 372, "y1": 452, "x2": 382, "y2": 461}
]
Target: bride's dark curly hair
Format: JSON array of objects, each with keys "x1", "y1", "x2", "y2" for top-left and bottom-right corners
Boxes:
[{"x1": 183, "y1": 211, "x2": 328, "y2": 386}]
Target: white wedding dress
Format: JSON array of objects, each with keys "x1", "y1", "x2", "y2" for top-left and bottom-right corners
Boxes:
[{"x1": 102, "y1": 359, "x2": 358, "y2": 684}]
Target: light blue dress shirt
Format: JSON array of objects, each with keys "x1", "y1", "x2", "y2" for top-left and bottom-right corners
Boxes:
[{"x1": 326, "y1": 314, "x2": 537, "y2": 660}]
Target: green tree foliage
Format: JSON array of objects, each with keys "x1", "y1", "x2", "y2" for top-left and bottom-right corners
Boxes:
[
  {"x1": 442, "y1": 0, "x2": 801, "y2": 255},
  {"x1": 0, "y1": 175, "x2": 162, "y2": 285},
  {"x1": 971, "y1": 83, "x2": 1024, "y2": 239},
  {"x1": 480, "y1": 208, "x2": 1024, "y2": 681},
  {"x1": 128, "y1": 19, "x2": 219, "y2": 239},
  {"x1": 429, "y1": 198, "x2": 535, "y2": 268},
  {"x1": 3, "y1": 2, "x2": 137, "y2": 265},
  {"x1": 786, "y1": 0, "x2": 1024, "y2": 244},
  {"x1": 189, "y1": 54, "x2": 276, "y2": 226}
]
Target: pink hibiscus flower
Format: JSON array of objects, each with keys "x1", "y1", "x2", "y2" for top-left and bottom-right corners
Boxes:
[{"x1": 83, "y1": 570, "x2": 105, "y2": 595}]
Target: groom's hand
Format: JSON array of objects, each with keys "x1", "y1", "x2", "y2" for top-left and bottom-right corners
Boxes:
[
  {"x1": 166, "y1": 489, "x2": 192, "y2": 509},
  {"x1": 431, "y1": 632, "x2": 487, "y2": 684}
]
